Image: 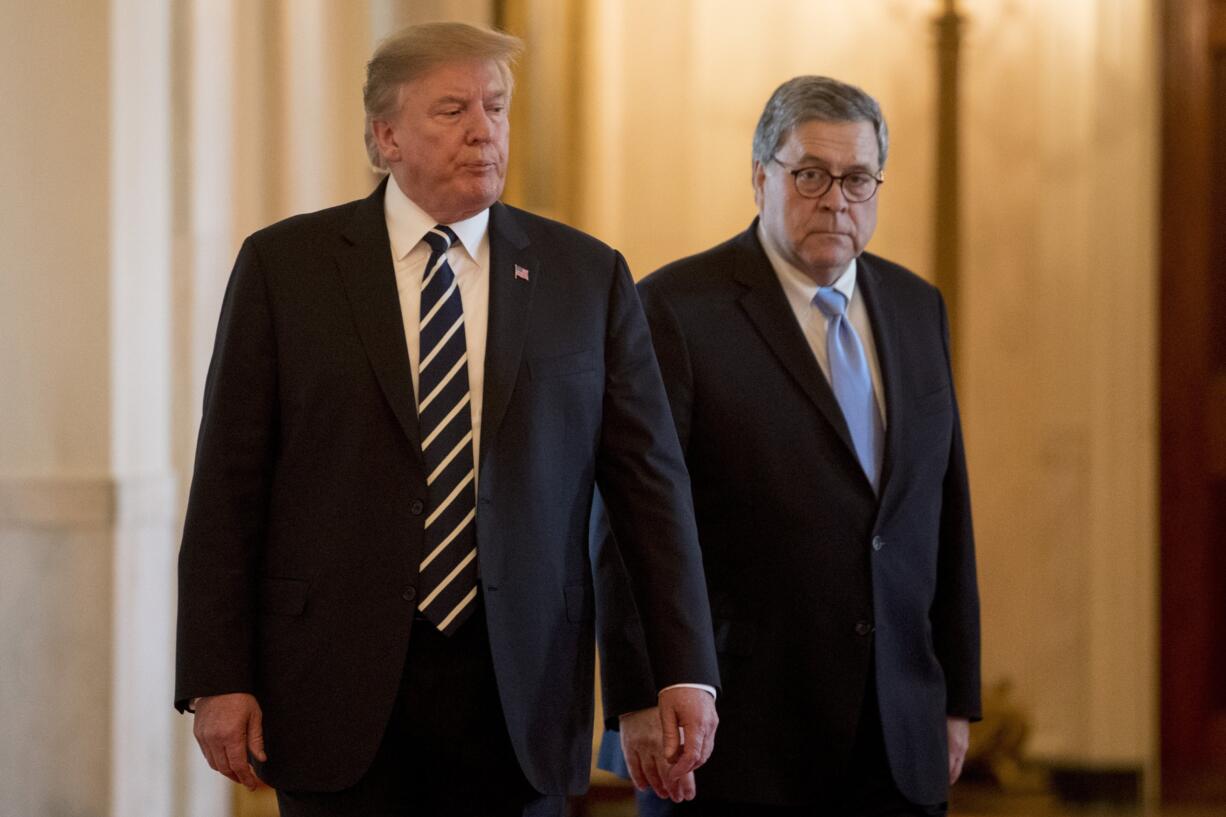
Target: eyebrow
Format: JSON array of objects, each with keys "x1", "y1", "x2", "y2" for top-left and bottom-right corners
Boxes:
[
  {"x1": 430, "y1": 90, "x2": 507, "y2": 106},
  {"x1": 793, "y1": 155, "x2": 876, "y2": 173}
]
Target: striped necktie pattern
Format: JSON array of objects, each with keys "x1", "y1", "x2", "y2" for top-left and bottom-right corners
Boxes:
[{"x1": 415, "y1": 225, "x2": 479, "y2": 634}]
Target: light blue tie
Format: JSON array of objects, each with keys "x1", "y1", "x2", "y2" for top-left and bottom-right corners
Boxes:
[{"x1": 813, "y1": 287, "x2": 883, "y2": 492}]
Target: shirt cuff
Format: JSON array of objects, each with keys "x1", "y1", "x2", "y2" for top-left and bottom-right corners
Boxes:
[{"x1": 659, "y1": 682, "x2": 716, "y2": 700}]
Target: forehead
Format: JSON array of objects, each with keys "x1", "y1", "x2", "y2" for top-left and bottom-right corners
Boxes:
[
  {"x1": 777, "y1": 119, "x2": 879, "y2": 169},
  {"x1": 403, "y1": 58, "x2": 508, "y2": 103}
]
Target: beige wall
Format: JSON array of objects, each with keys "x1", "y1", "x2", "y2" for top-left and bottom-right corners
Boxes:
[
  {"x1": 0, "y1": 3, "x2": 115, "y2": 816},
  {"x1": 959, "y1": 0, "x2": 1158, "y2": 770},
  {"x1": 0, "y1": 1, "x2": 112, "y2": 477}
]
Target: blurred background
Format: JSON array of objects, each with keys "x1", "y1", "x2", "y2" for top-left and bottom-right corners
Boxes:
[{"x1": 1, "y1": 0, "x2": 1221, "y2": 815}]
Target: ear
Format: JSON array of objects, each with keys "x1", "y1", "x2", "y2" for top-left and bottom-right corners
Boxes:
[
  {"x1": 370, "y1": 118, "x2": 401, "y2": 164},
  {"x1": 752, "y1": 160, "x2": 766, "y2": 211}
]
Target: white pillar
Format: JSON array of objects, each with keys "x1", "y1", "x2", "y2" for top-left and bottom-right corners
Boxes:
[
  {"x1": 280, "y1": 0, "x2": 375, "y2": 216},
  {"x1": 110, "y1": 1, "x2": 178, "y2": 816}
]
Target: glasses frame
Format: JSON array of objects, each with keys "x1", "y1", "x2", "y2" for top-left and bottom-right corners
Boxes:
[{"x1": 771, "y1": 157, "x2": 884, "y2": 203}]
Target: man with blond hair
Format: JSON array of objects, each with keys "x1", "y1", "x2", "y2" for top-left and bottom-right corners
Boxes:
[{"x1": 175, "y1": 22, "x2": 718, "y2": 817}]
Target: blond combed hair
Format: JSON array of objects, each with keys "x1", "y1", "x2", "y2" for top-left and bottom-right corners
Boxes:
[{"x1": 363, "y1": 22, "x2": 525, "y2": 173}]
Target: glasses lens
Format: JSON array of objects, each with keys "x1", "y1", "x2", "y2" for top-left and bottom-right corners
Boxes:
[
  {"x1": 794, "y1": 168, "x2": 832, "y2": 197},
  {"x1": 842, "y1": 174, "x2": 878, "y2": 202}
]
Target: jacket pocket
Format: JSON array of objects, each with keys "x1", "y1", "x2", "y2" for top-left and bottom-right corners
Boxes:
[
  {"x1": 528, "y1": 349, "x2": 597, "y2": 381},
  {"x1": 260, "y1": 576, "x2": 309, "y2": 616}
]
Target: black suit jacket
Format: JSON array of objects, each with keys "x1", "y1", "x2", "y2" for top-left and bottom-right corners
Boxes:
[
  {"x1": 175, "y1": 180, "x2": 719, "y2": 796},
  {"x1": 597, "y1": 222, "x2": 980, "y2": 806}
]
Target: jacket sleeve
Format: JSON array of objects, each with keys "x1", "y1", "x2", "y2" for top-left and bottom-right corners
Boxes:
[
  {"x1": 929, "y1": 291, "x2": 982, "y2": 721},
  {"x1": 591, "y1": 489, "x2": 658, "y2": 729},
  {"x1": 174, "y1": 237, "x2": 279, "y2": 711},
  {"x1": 592, "y1": 253, "x2": 719, "y2": 696}
]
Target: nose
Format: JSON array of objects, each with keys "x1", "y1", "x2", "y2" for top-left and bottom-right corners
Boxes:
[
  {"x1": 465, "y1": 108, "x2": 494, "y2": 143},
  {"x1": 817, "y1": 181, "x2": 850, "y2": 212}
]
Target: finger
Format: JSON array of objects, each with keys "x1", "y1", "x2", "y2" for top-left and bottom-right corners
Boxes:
[
  {"x1": 668, "y1": 771, "x2": 697, "y2": 802},
  {"x1": 223, "y1": 739, "x2": 259, "y2": 791},
  {"x1": 660, "y1": 757, "x2": 685, "y2": 802},
  {"x1": 642, "y1": 754, "x2": 670, "y2": 801},
  {"x1": 197, "y1": 731, "x2": 228, "y2": 777},
  {"x1": 247, "y1": 708, "x2": 268, "y2": 763},
  {"x1": 678, "y1": 722, "x2": 709, "y2": 774},
  {"x1": 667, "y1": 735, "x2": 703, "y2": 781},
  {"x1": 660, "y1": 704, "x2": 681, "y2": 764},
  {"x1": 697, "y1": 719, "x2": 716, "y2": 766},
  {"x1": 624, "y1": 749, "x2": 648, "y2": 791}
]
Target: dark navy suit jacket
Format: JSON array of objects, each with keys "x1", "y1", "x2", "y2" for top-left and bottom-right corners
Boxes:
[
  {"x1": 597, "y1": 223, "x2": 980, "y2": 806},
  {"x1": 175, "y1": 179, "x2": 719, "y2": 796}
]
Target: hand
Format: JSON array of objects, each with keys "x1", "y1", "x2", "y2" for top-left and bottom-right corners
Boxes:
[
  {"x1": 618, "y1": 707, "x2": 698, "y2": 802},
  {"x1": 947, "y1": 716, "x2": 969, "y2": 784},
  {"x1": 656, "y1": 686, "x2": 718, "y2": 785},
  {"x1": 192, "y1": 692, "x2": 267, "y2": 790}
]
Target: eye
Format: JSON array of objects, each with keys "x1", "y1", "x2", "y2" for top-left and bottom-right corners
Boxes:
[
  {"x1": 796, "y1": 168, "x2": 825, "y2": 182},
  {"x1": 844, "y1": 173, "x2": 875, "y2": 193}
]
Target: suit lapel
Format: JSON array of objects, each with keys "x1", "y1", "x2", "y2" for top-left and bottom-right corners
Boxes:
[
  {"x1": 856, "y1": 254, "x2": 902, "y2": 496},
  {"x1": 732, "y1": 225, "x2": 861, "y2": 468},
  {"x1": 334, "y1": 178, "x2": 424, "y2": 464},
  {"x1": 479, "y1": 203, "x2": 538, "y2": 479}
]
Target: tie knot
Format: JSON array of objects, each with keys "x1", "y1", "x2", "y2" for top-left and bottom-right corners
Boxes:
[
  {"x1": 812, "y1": 286, "x2": 849, "y2": 319},
  {"x1": 423, "y1": 225, "x2": 459, "y2": 256}
]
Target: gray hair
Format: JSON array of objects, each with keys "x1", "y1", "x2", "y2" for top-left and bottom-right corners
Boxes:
[
  {"x1": 751, "y1": 75, "x2": 889, "y2": 172},
  {"x1": 363, "y1": 22, "x2": 524, "y2": 173}
]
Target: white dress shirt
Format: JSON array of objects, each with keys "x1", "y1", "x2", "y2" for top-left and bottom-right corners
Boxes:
[{"x1": 757, "y1": 222, "x2": 887, "y2": 427}]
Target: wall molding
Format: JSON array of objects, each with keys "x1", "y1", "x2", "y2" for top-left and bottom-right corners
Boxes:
[
  {"x1": 0, "y1": 476, "x2": 115, "y2": 528},
  {"x1": 0, "y1": 473, "x2": 179, "y2": 529}
]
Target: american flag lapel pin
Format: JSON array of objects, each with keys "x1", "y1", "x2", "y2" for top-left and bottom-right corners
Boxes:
[{"x1": 514, "y1": 264, "x2": 530, "y2": 282}]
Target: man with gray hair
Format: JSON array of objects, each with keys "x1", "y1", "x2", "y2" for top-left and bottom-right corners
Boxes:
[
  {"x1": 175, "y1": 21, "x2": 719, "y2": 817},
  {"x1": 596, "y1": 75, "x2": 981, "y2": 816}
]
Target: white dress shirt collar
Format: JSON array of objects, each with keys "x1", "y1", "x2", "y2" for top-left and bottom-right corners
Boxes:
[
  {"x1": 755, "y1": 220, "x2": 886, "y2": 426},
  {"x1": 384, "y1": 175, "x2": 490, "y2": 263},
  {"x1": 756, "y1": 220, "x2": 858, "y2": 309}
]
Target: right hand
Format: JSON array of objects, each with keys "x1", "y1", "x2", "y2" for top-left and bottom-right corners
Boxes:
[
  {"x1": 618, "y1": 707, "x2": 697, "y2": 802},
  {"x1": 192, "y1": 692, "x2": 267, "y2": 790}
]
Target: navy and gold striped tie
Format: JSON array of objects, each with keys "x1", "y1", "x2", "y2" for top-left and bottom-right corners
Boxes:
[{"x1": 416, "y1": 225, "x2": 478, "y2": 634}]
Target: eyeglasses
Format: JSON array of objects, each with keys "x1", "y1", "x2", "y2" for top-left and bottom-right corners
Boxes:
[{"x1": 771, "y1": 158, "x2": 883, "y2": 203}]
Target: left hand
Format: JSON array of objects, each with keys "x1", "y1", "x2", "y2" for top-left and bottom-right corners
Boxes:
[
  {"x1": 618, "y1": 707, "x2": 698, "y2": 802},
  {"x1": 947, "y1": 716, "x2": 970, "y2": 784},
  {"x1": 656, "y1": 687, "x2": 718, "y2": 784}
]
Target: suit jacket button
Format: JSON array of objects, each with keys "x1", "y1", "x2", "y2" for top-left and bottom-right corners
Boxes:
[
  {"x1": 402, "y1": 587, "x2": 417, "y2": 602},
  {"x1": 855, "y1": 620, "x2": 874, "y2": 636},
  {"x1": 871, "y1": 536, "x2": 884, "y2": 551},
  {"x1": 410, "y1": 500, "x2": 424, "y2": 515}
]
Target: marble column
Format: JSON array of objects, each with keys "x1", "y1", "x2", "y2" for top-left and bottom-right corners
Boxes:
[{"x1": 110, "y1": 0, "x2": 179, "y2": 814}]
